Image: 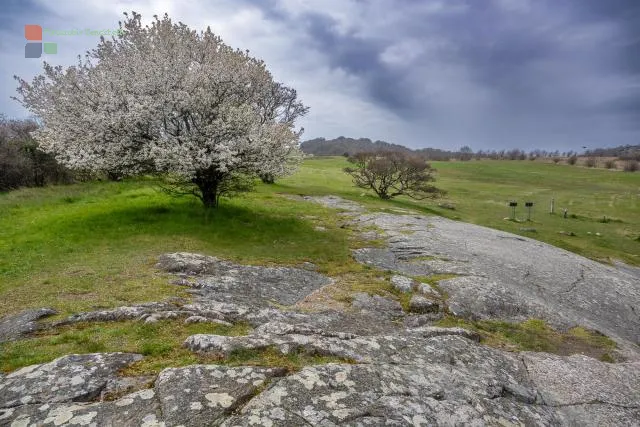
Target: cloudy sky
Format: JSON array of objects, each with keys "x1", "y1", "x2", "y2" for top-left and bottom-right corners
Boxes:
[{"x1": 1, "y1": 0, "x2": 639, "y2": 151}]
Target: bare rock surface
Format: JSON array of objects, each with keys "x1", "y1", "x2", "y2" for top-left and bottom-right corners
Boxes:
[
  {"x1": 352, "y1": 212, "x2": 640, "y2": 350},
  {"x1": 0, "y1": 353, "x2": 142, "y2": 408},
  {"x1": 157, "y1": 252, "x2": 332, "y2": 307},
  {"x1": 350, "y1": 292, "x2": 404, "y2": 319},
  {"x1": 0, "y1": 308, "x2": 56, "y2": 343},
  {"x1": 2, "y1": 331, "x2": 639, "y2": 426},
  {"x1": 3, "y1": 196, "x2": 640, "y2": 426},
  {"x1": 155, "y1": 365, "x2": 287, "y2": 426}
]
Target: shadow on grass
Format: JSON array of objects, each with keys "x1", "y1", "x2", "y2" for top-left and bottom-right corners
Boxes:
[{"x1": 0, "y1": 195, "x2": 350, "y2": 280}]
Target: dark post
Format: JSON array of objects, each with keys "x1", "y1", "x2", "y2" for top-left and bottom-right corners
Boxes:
[
  {"x1": 509, "y1": 201, "x2": 518, "y2": 220},
  {"x1": 525, "y1": 202, "x2": 534, "y2": 221}
]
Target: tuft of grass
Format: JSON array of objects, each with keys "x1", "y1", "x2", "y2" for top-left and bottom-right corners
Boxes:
[
  {"x1": 223, "y1": 346, "x2": 354, "y2": 370},
  {"x1": 0, "y1": 320, "x2": 251, "y2": 373},
  {"x1": 123, "y1": 345, "x2": 355, "y2": 376},
  {"x1": 435, "y1": 316, "x2": 617, "y2": 359}
]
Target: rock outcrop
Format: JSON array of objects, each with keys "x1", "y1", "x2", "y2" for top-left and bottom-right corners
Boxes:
[
  {"x1": 2, "y1": 196, "x2": 639, "y2": 426},
  {"x1": 0, "y1": 308, "x2": 56, "y2": 343},
  {"x1": 351, "y1": 212, "x2": 640, "y2": 351}
]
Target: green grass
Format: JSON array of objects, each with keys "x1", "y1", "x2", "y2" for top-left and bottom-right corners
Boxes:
[
  {"x1": 0, "y1": 320, "x2": 251, "y2": 373},
  {"x1": 436, "y1": 317, "x2": 617, "y2": 361},
  {"x1": 0, "y1": 157, "x2": 636, "y2": 371},
  {"x1": 277, "y1": 157, "x2": 640, "y2": 265},
  {"x1": 0, "y1": 178, "x2": 352, "y2": 317}
]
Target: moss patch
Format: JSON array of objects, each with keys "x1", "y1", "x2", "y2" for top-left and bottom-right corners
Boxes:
[{"x1": 436, "y1": 317, "x2": 617, "y2": 361}]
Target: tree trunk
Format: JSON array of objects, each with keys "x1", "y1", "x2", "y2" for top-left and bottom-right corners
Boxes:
[
  {"x1": 260, "y1": 173, "x2": 275, "y2": 184},
  {"x1": 198, "y1": 181, "x2": 219, "y2": 208},
  {"x1": 194, "y1": 168, "x2": 223, "y2": 209}
]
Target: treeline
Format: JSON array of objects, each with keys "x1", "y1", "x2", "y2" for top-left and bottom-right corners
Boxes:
[
  {"x1": 301, "y1": 137, "x2": 639, "y2": 171},
  {"x1": 300, "y1": 137, "x2": 571, "y2": 161},
  {"x1": 584, "y1": 144, "x2": 640, "y2": 161},
  {"x1": 0, "y1": 116, "x2": 72, "y2": 191},
  {"x1": 301, "y1": 137, "x2": 413, "y2": 156}
]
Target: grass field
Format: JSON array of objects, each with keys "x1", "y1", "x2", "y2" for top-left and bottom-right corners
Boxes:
[
  {"x1": 278, "y1": 157, "x2": 640, "y2": 265},
  {"x1": 0, "y1": 157, "x2": 637, "y2": 371}
]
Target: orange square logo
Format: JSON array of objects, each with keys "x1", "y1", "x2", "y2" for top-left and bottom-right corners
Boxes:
[{"x1": 25, "y1": 24, "x2": 42, "y2": 41}]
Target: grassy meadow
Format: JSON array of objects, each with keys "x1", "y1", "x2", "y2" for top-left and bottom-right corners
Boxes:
[
  {"x1": 0, "y1": 157, "x2": 638, "y2": 371},
  {"x1": 282, "y1": 157, "x2": 640, "y2": 265}
]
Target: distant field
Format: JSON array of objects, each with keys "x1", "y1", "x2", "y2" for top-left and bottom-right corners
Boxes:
[{"x1": 278, "y1": 157, "x2": 640, "y2": 266}]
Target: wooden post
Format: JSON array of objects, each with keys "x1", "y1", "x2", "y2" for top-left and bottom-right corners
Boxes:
[{"x1": 550, "y1": 198, "x2": 555, "y2": 214}]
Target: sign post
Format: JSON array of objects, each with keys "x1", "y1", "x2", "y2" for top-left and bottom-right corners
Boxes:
[
  {"x1": 525, "y1": 202, "x2": 534, "y2": 221},
  {"x1": 509, "y1": 201, "x2": 518, "y2": 220}
]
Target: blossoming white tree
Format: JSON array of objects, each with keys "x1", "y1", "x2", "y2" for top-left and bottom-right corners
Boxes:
[{"x1": 13, "y1": 12, "x2": 308, "y2": 208}]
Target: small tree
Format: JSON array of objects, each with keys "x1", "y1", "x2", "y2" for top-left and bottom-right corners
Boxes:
[
  {"x1": 567, "y1": 155, "x2": 578, "y2": 165},
  {"x1": 0, "y1": 115, "x2": 71, "y2": 191},
  {"x1": 624, "y1": 160, "x2": 639, "y2": 172},
  {"x1": 458, "y1": 146, "x2": 473, "y2": 161},
  {"x1": 14, "y1": 12, "x2": 308, "y2": 208},
  {"x1": 344, "y1": 151, "x2": 443, "y2": 200}
]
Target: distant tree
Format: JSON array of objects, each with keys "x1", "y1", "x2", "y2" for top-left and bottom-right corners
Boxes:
[
  {"x1": 344, "y1": 151, "x2": 443, "y2": 200},
  {"x1": 0, "y1": 115, "x2": 71, "y2": 191},
  {"x1": 13, "y1": 12, "x2": 307, "y2": 208},
  {"x1": 585, "y1": 157, "x2": 597, "y2": 168},
  {"x1": 458, "y1": 145, "x2": 473, "y2": 161},
  {"x1": 623, "y1": 160, "x2": 639, "y2": 172}
]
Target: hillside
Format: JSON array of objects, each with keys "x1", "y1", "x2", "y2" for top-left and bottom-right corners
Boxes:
[{"x1": 300, "y1": 136, "x2": 412, "y2": 156}]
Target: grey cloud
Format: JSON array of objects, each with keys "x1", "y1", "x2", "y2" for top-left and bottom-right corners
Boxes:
[{"x1": 1, "y1": 0, "x2": 638, "y2": 150}]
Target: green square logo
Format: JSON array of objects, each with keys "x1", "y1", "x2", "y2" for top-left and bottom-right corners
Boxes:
[{"x1": 43, "y1": 42, "x2": 57, "y2": 54}]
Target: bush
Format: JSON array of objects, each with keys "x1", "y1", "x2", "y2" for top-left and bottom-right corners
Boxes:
[
  {"x1": 567, "y1": 155, "x2": 578, "y2": 165},
  {"x1": 0, "y1": 141, "x2": 32, "y2": 190},
  {"x1": 552, "y1": 157, "x2": 561, "y2": 164},
  {"x1": 0, "y1": 116, "x2": 72, "y2": 191},
  {"x1": 623, "y1": 160, "x2": 639, "y2": 172},
  {"x1": 585, "y1": 157, "x2": 597, "y2": 168},
  {"x1": 344, "y1": 150, "x2": 444, "y2": 200},
  {"x1": 604, "y1": 159, "x2": 616, "y2": 169}
]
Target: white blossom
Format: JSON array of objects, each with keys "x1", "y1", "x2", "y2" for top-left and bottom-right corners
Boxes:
[{"x1": 13, "y1": 12, "x2": 308, "y2": 206}]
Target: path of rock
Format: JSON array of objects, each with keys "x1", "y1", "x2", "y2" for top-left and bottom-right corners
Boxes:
[{"x1": 1, "y1": 195, "x2": 639, "y2": 426}]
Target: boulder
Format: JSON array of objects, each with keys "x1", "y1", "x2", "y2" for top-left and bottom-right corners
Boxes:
[{"x1": 408, "y1": 295, "x2": 440, "y2": 314}]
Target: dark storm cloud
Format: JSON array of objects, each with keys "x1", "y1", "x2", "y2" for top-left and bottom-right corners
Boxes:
[
  {"x1": 1, "y1": 0, "x2": 638, "y2": 150},
  {"x1": 250, "y1": 0, "x2": 640, "y2": 148}
]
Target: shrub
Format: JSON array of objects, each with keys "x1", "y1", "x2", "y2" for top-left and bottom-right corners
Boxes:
[
  {"x1": 623, "y1": 160, "x2": 639, "y2": 172},
  {"x1": 567, "y1": 155, "x2": 578, "y2": 165},
  {"x1": 604, "y1": 159, "x2": 616, "y2": 169},
  {"x1": 585, "y1": 157, "x2": 597, "y2": 168},
  {"x1": 344, "y1": 150, "x2": 444, "y2": 200},
  {"x1": 0, "y1": 116, "x2": 72, "y2": 191}
]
